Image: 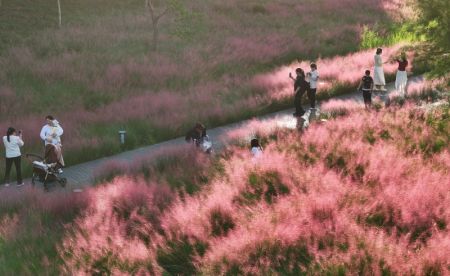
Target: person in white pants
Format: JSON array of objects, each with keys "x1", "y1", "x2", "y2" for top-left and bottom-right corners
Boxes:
[{"x1": 395, "y1": 52, "x2": 408, "y2": 97}]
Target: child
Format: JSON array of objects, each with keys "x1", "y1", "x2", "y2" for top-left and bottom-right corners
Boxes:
[
  {"x1": 306, "y1": 63, "x2": 319, "y2": 109},
  {"x1": 289, "y1": 68, "x2": 308, "y2": 117},
  {"x1": 250, "y1": 138, "x2": 263, "y2": 158},
  {"x1": 358, "y1": 70, "x2": 374, "y2": 109}
]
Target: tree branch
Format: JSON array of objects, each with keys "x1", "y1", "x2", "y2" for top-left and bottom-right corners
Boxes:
[{"x1": 156, "y1": 7, "x2": 169, "y2": 21}]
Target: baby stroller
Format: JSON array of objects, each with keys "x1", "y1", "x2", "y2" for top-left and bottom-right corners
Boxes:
[{"x1": 26, "y1": 151, "x2": 67, "y2": 191}]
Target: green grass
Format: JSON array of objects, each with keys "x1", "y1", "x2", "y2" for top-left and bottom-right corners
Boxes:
[
  {"x1": 360, "y1": 23, "x2": 421, "y2": 50},
  {"x1": 0, "y1": 192, "x2": 87, "y2": 275}
]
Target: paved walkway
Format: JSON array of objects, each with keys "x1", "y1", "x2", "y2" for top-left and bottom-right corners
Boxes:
[{"x1": 12, "y1": 76, "x2": 425, "y2": 191}]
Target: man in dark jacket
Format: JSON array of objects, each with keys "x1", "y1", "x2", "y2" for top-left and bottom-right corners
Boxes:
[{"x1": 289, "y1": 68, "x2": 308, "y2": 117}]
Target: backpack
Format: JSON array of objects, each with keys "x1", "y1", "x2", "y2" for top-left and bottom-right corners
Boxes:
[{"x1": 362, "y1": 76, "x2": 373, "y2": 90}]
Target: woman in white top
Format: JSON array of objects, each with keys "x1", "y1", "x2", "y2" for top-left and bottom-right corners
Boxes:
[
  {"x1": 373, "y1": 48, "x2": 386, "y2": 91},
  {"x1": 251, "y1": 138, "x2": 263, "y2": 158},
  {"x1": 3, "y1": 127, "x2": 24, "y2": 186}
]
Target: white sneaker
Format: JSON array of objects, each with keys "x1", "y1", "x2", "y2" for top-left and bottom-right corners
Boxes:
[
  {"x1": 58, "y1": 168, "x2": 63, "y2": 174},
  {"x1": 4, "y1": 183, "x2": 10, "y2": 187},
  {"x1": 16, "y1": 183, "x2": 24, "y2": 187}
]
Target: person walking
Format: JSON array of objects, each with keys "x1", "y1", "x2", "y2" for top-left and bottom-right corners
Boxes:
[
  {"x1": 358, "y1": 70, "x2": 374, "y2": 109},
  {"x1": 373, "y1": 48, "x2": 386, "y2": 91},
  {"x1": 289, "y1": 68, "x2": 308, "y2": 117},
  {"x1": 395, "y1": 52, "x2": 408, "y2": 97},
  {"x1": 3, "y1": 127, "x2": 24, "y2": 186},
  {"x1": 306, "y1": 63, "x2": 319, "y2": 110}
]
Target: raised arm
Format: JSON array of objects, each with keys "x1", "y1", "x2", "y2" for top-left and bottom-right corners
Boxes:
[{"x1": 289, "y1": 73, "x2": 296, "y2": 82}]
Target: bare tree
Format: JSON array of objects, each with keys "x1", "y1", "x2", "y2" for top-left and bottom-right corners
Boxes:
[
  {"x1": 145, "y1": 0, "x2": 169, "y2": 51},
  {"x1": 57, "y1": 0, "x2": 62, "y2": 27}
]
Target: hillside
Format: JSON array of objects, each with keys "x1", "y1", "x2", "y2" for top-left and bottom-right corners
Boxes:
[{"x1": 0, "y1": 0, "x2": 413, "y2": 177}]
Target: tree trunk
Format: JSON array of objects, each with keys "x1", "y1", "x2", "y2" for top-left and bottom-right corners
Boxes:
[
  {"x1": 57, "y1": 0, "x2": 62, "y2": 27},
  {"x1": 145, "y1": 0, "x2": 168, "y2": 52},
  {"x1": 152, "y1": 20, "x2": 159, "y2": 51}
]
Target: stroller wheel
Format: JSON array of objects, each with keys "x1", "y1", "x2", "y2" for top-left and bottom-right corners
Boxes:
[
  {"x1": 58, "y1": 178, "x2": 67, "y2": 187},
  {"x1": 43, "y1": 182, "x2": 49, "y2": 192}
]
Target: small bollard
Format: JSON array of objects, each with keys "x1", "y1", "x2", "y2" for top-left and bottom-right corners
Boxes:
[{"x1": 118, "y1": 130, "x2": 127, "y2": 145}]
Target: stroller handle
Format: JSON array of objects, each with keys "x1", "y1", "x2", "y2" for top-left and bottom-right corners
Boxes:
[{"x1": 25, "y1": 153, "x2": 44, "y2": 161}]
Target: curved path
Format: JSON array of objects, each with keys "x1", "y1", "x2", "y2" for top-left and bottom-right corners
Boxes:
[{"x1": 9, "y1": 76, "x2": 425, "y2": 191}]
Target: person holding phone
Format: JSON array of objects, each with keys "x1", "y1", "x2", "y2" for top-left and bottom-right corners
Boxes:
[
  {"x1": 289, "y1": 68, "x2": 308, "y2": 117},
  {"x1": 3, "y1": 127, "x2": 24, "y2": 186}
]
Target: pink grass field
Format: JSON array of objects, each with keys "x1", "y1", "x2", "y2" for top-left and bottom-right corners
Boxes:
[{"x1": 48, "y1": 90, "x2": 449, "y2": 274}]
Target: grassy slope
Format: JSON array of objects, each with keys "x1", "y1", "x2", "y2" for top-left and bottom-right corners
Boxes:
[{"x1": 0, "y1": 0, "x2": 408, "y2": 179}]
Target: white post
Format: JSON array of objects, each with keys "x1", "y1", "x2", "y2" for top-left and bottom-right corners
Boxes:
[
  {"x1": 57, "y1": 0, "x2": 62, "y2": 27},
  {"x1": 119, "y1": 130, "x2": 127, "y2": 145}
]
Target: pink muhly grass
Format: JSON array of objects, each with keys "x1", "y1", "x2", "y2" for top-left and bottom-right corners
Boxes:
[
  {"x1": 321, "y1": 99, "x2": 364, "y2": 116},
  {"x1": 60, "y1": 177, "x2": 173, "y2": 274},
  {"x1": 57, "y1": 99, "x2": 449, "y2": 274}
]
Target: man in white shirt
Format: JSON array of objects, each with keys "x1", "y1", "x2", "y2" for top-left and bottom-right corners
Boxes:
[
  {"x1": 40, "y1": 115, "x2": 65, "y2": 172},
  {"x1": 40, "y1": 115, "x2": 63, "y2": 146},
  {"x1": 307, "y1": 63, "x2": 319, "y2": 110}
]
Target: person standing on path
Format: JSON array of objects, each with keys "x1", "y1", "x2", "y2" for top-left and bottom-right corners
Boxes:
[
  {"x1": 40, "y1": 115, "x2": 63, "y2": 146},
  {"x1": 358, "y1": 70, "x2": 374, "y2": 110},
  {"x1": 3, "y1": 127, "x2": 24, "y2": 186},
  {"x1": 395, "y1": 52, "x2": 408, "y2": 97},
  {"x1": 40, "y1": 115, "x2": 65, "y2": 172},
  {"x1": 306, "y1": 63, "x2": 319, "y2": 110},
  {"x1": 289, "y1": 68, "x2": 308, "y2": 117},
  {"x1": 373, "y1": 48, "x2": 386, "y2": 91}
]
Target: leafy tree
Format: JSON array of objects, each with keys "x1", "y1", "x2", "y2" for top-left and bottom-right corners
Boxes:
[
  {"x1": 414, "y1": 0, "x2": 450, "y2": 79},
  {"x1": 145, "y1": 0, "x2": 170, "y2": 51},
  {"x1": 145, "y1": 0, "x2": 202, "y2": 51}
]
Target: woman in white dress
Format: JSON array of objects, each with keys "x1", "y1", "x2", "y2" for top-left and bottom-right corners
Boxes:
[
  {"x1": 395, "y1": 52, "x2": 408, "y2": 97},
  {"x1": 373, "y1": 48, "x2": 386, "y2": 91}
]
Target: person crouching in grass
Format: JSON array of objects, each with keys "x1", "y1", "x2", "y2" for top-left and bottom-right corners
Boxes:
[
  {"x1": 3, "y1": 127, "x2": 24, "y2": 186},
  {"x1": 358, "y1": 70, "x2": 374, "y2": 110}
]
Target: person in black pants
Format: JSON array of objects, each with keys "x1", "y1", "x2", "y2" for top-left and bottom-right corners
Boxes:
[
  {"x1": 358, "y1": 70, "x2": 374, "y2": 109},
  {"x1": 289, "y1": 68, "x2": 308, "y2": 117},
  {"x1": 3, "y1": 127, "x2": 24, "y2": 186},
  {"x1": 306, "y1": 63, "x2": 319, "y2": 109}
]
